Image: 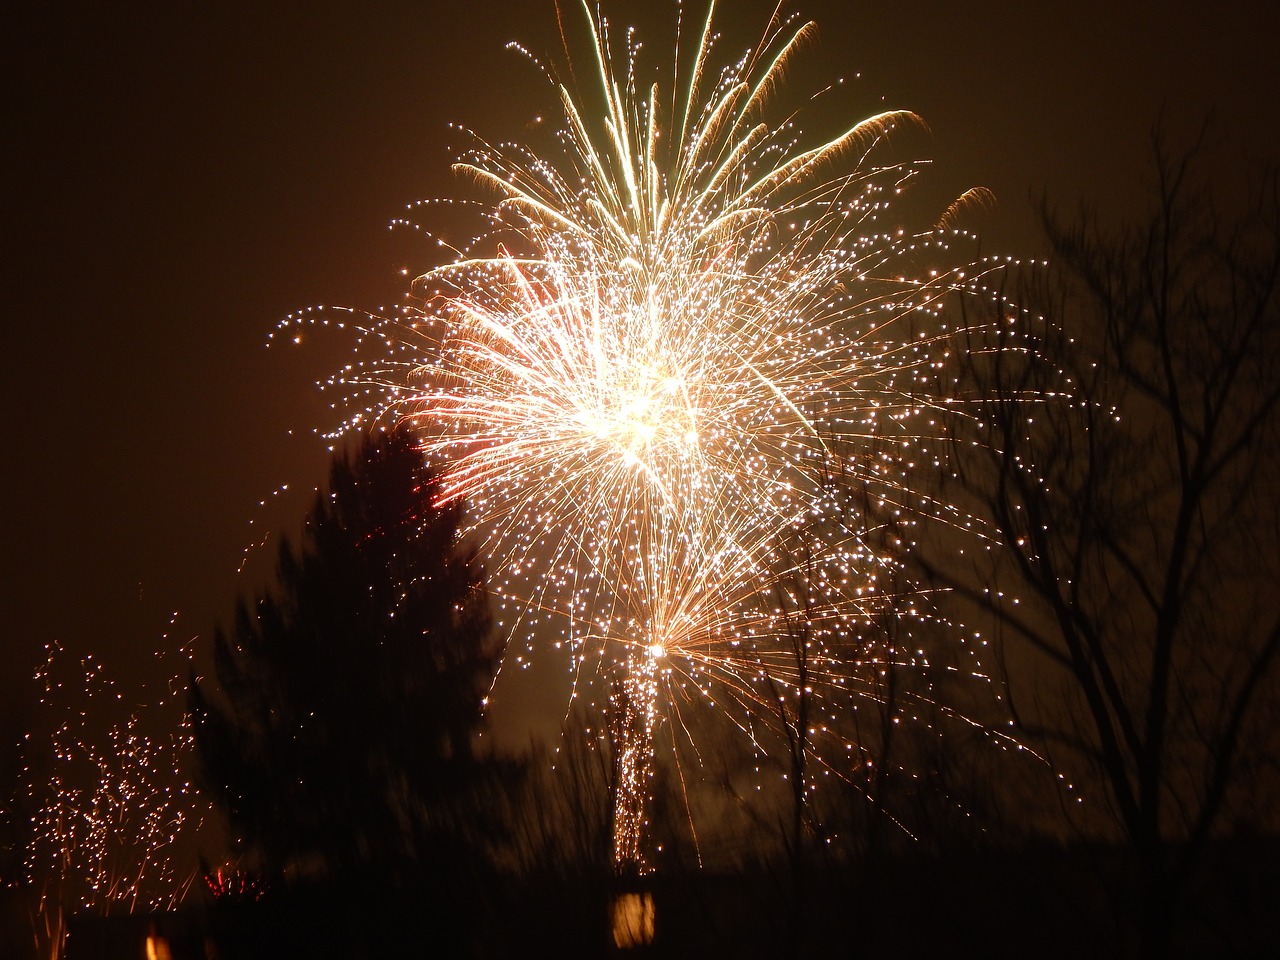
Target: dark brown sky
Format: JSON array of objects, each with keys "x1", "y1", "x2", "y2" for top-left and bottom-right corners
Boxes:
[{"x1": 6, "y1": 0, "x2": 1280, "y2": 744}]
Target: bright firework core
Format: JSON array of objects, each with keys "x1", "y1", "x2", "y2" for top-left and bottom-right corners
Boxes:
[{"x1": 315, "y1": 0, "x2": 998, "y2": 874}]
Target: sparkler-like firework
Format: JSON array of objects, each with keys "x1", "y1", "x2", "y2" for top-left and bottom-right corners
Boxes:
[
  {"x1": 291, "y1": 0, "x2": 1006, "y2": 874},
  {"x1": 21, "y1": 639, "x2": 202, "y2": 957}
]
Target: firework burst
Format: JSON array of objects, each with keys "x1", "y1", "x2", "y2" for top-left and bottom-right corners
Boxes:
[{"x1": 289, "y1": 0, "x2": 1008, "y2": 872}]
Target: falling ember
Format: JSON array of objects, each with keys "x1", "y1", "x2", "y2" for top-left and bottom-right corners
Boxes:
[
  {"x1": 21, "y1": 638, "x2": 203, "y2": 957},
  {"x1": 297, "y1": 0, "x2": 1013, "y2": 874}
]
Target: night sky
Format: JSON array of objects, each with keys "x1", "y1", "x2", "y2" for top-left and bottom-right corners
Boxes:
[{"x1": 6, "y1": 0, "x2": 1280, "y2": 746}]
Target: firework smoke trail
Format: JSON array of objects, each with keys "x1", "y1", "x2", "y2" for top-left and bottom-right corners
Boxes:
[{"x1": 298, "y1": 0, "x2": 1003, "y2": 872}]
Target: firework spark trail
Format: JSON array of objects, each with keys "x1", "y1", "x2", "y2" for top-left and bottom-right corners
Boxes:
[
  {"x1": 22, "y1": 637, "x2": 203, "y2": 943},
  {"x1": 609, "y1": 650, "x2": 658, "y2": 871},
  {"x1": 296, "y1": 0, "x2": 1013, "y2": 872}
]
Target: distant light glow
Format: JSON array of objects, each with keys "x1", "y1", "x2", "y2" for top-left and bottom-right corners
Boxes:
[{"x1": 611, "y1": 890, "x2": 656, "y2": 949}]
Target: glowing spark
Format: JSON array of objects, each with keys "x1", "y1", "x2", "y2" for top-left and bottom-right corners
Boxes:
[{"x1": 21, "y1": 638, "x2": 203, "y2": 939}]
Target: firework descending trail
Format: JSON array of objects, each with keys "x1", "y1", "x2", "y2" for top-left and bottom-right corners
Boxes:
[
  {"x1": 296, "y1": 0, "x2": 1008, "y2": 873},
  {"x1": 20, "y1": 639, "x2": 203, "y2": 957}
]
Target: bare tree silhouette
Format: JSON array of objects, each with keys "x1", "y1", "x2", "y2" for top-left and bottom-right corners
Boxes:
[{"x1": 927, "y1": 126, "x2": 1280, "y2": 957}]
